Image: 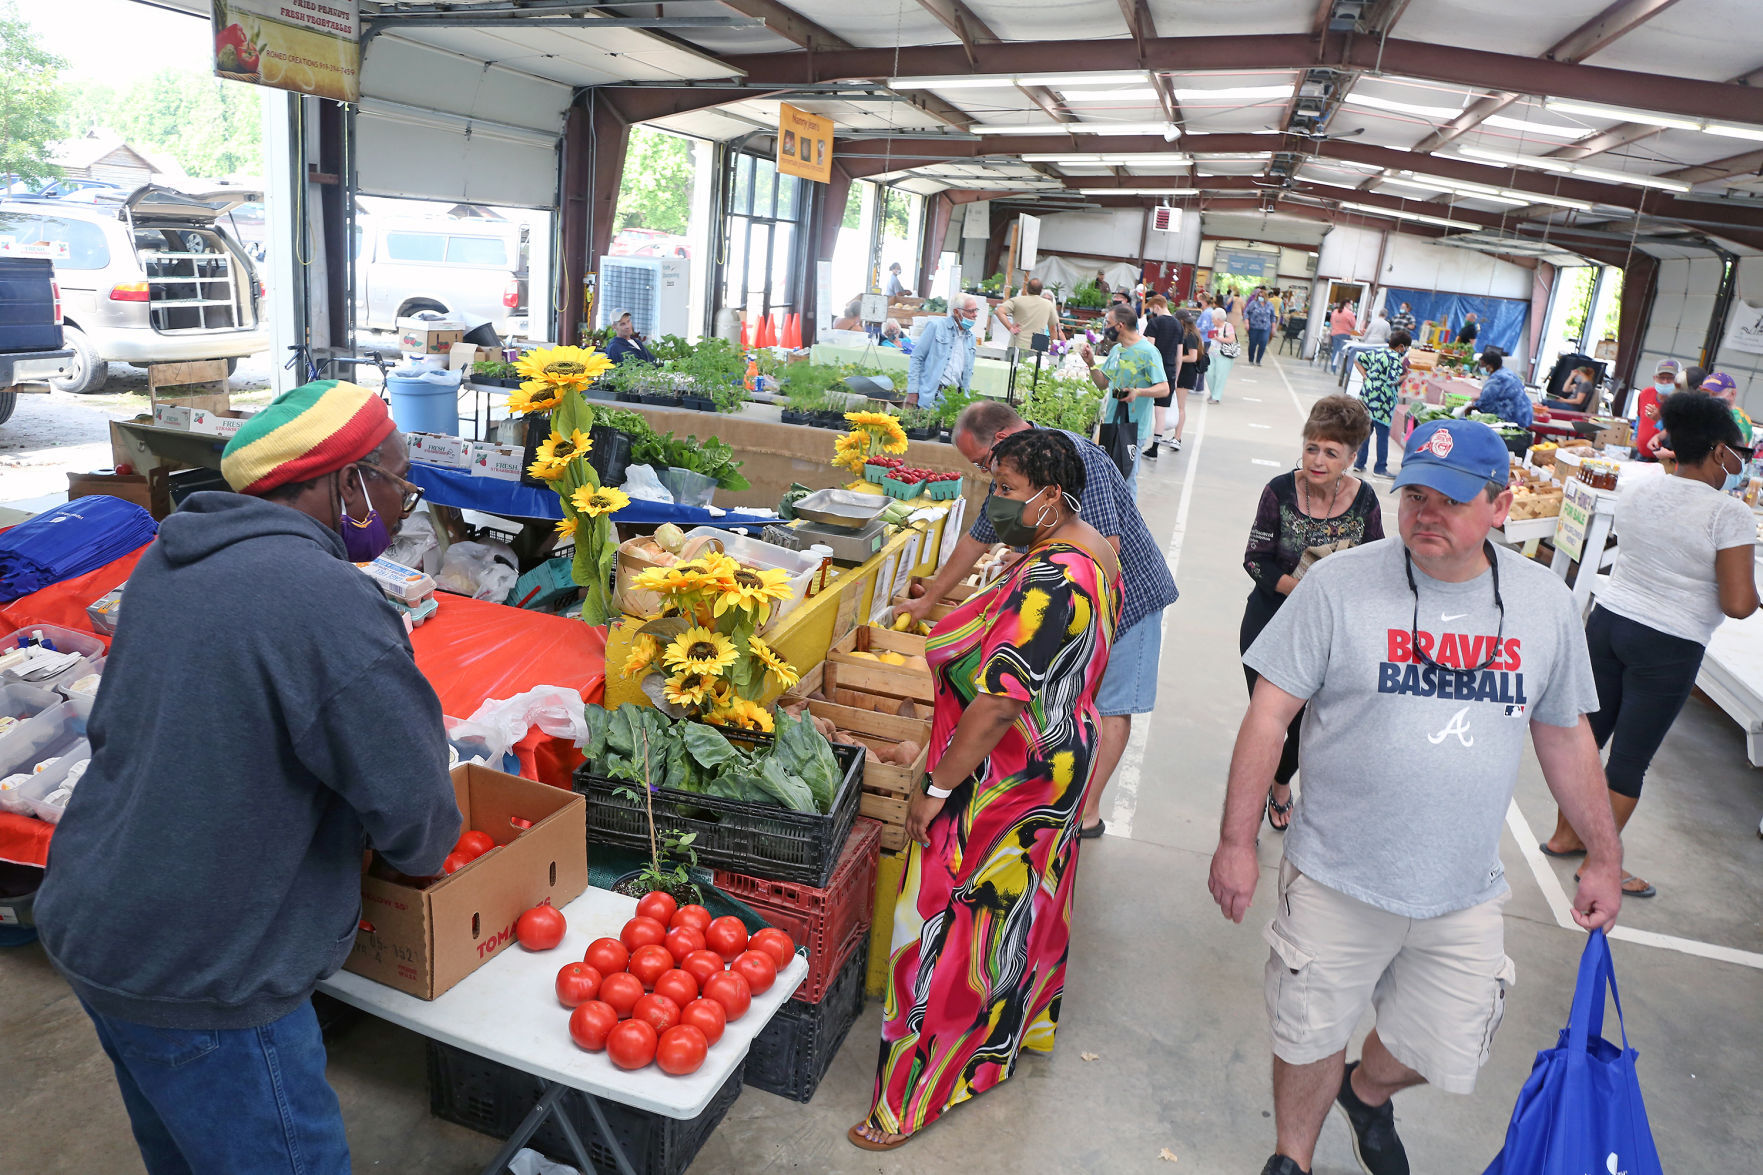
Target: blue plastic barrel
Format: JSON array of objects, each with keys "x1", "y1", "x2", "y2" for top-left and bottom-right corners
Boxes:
[{"x1": 385, "y1": 367, "x2": 462, "y2": 435}]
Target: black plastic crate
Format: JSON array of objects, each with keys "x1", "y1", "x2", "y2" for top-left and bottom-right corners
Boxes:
[
  {"x1": 574, "y1": 738, "x2": 863, "y2": 887},
  {"x1": 743, "y1": 936, "x2": 869, "y2": 1103},
  {"x1": 426, "y1": 1041, "x2": 742, "y2": 1175}
]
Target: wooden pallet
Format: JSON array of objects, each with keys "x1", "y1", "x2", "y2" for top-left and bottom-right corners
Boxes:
[{"x1": 147, "y1": 359, "x2": 229, "y2": 414}]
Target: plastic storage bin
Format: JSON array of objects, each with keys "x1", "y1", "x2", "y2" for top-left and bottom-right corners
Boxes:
[
  {"x1": 426, "y1": 1041, "x2": 743, "y2": 1175},
  {"x1": 743, "y1": 937, "x2": 868, "y2": 1103},
  {"x1": 56, "y1": 655, "x2": 103, "y2": 702},
  {"x1": 0, "y1": 625, "x2": 106, "y2": 692},
  {"x1": 0, "y1": 702, "x2": 90, "y2": 815},
  {"x1": 713, "y1": 818, "x2": 882, "y2": 1004},
  {"x1": 386, "y1": 366, "x2": 463, "y2": 435},
  {"x1": 679, "y1": 527, "x2": 821, "y2": 628},
  {"x1": 23, "y1": 738, "x2": 90, "y2": 824},
  {"x1": 0, "y1": 683, "x2": 63, "y2": 729}
]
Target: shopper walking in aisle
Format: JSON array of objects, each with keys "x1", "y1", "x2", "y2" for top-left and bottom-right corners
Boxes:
[
  {"x1": 907, "y1": 294, "x2": 980, "y2": 410},
  {"x1": 1542, "y1": 393, "x2": 1759, "y2": 898},
  {"x1": 1327, "y1": 301, "x2": 1358, "y2": 369},
  {"x1": 854, "y1": 430, "x2": 1122, "y2": 1152},
  {"x1": 1210, "y1": 418, "x2": 1624, "y2": 1175},
  {"x1": 1353, "y1": 329, "x2": 1412, "y2": 477},
  {"x1": 994, "y1": 277, "x2": 1057, "y2": 358},
  {"x1": 912, "y1": 401, "x2": 1179, "y2": 843},
  {"x1": 1241, "y1": 396, "x2": 1384, "y2": 833},
  {"x1": 1143, "y1": 294, "x2": 1186, "y2": 452},
  {"x1": 1245, "y1": 289, "x2": 1277, "y2": 366},
  {"x1": 1081, "y1": 305, "x2": 1170, "y2": 485},
  {"x1": 35, "y1": 380, "x2": 461, "y2": 1175},
  {"x1": 1174, "y1": 310, "x2": 1203, "y2": 412},
  {"x1": 1208, "y1": 312, "x2": 1240, "y2": 403},
  {"x1": 1463, "y1": 346, "x2": 1533, "y2": 428},
  {"x1": 1700, "y1": 370, "x2": 1754, "y2": 444}
]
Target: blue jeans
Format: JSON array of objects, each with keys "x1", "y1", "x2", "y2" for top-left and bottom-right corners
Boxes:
[
  {"x1": 1329, "y1": 333, "x2": 1349, "y2": 368},
  {"x1": 80, "y1": 997, "x2": 350, "y2": 1175},
  {"x1": 1356, "y1": 421, "x2": 1390, "y2": 474},
  {"x1": 1247, "y1": 326, "x2": 1272, "y2": 363}
]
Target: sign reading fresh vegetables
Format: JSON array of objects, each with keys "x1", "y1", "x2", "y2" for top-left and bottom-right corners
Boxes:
[{"x1": 211, "y1": 0, "x2": 360, "y2": 102}]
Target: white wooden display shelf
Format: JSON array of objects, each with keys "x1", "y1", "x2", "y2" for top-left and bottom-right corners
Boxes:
[{"x1": 318, "y1": 884, "x2": 807, "y2": 1174}]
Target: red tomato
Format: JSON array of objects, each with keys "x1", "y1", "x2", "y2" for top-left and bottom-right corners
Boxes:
[
  {"x1": 655, "y1": 1024, "x2": 709, "y2": 1076},
  {"x1": 627, "y1": 944, "x2": 674, "y2": 989},
  {"x1": 620, "y1": 916, "x2": 668, "y2": 954},
  {"x1": 680, "y1": 997, "x2": 726, "y2": 1046},
  {"x1": 635, "y1": 891, "x2": 678, "y2": 925},
  {"x1": 584, "y1": 938, "x2": 629, "y2": 976},
  {"x1": 568, "y1": 1001, "x2": 618, "y2": 1051},
  {"x1": 681, "y1": 949, "x2": 725, "y2": 990},
  {"x1": 606, "y1": 1019, "x2": 658, "y2": 1070},
  {"x1": 442, "y1": 852, "x2": 473, "y2": 875},
  {"x1": 669, "y1": 904, "x2": 712, "y2": 933},
  {"x1": 453, "y1": 830, "x2": 495, "y2": 859},
  {"x1": 705, "y1": 916, "x2": 749, "y2": 962},
  {"x1": 652, "y1": 968, "x2": 698, "y2": 1008},
  {"x1": 631, "y1": 992, "x2": 680, "y2": 1035},
  {"x1": 748, "y1": 927, "x2": 795, "y2": 971},
  {"x1": 598, "y1": 971, "x2": 645, "y2": 1018},
  {"x1": 701, "y1": 970, "x2": 751, "y2": 1020},
  {"x1": 664, "y1": 925, "x2": 706, "y2": 967},
  {"x1": 515, "y1": 904, "x2": 566, "y2": 951},
  {"x1": 555, "y1": 962, "x2": 602, "y2": 1008},
  {"x1": 732, "y1": 949, "x2": 777, "y2": 995}
]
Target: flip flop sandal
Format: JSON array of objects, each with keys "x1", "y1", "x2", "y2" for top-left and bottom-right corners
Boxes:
[
  {"x1": 1079, "y1": 819, "x2": 1106, "y2": 839},
  {"x1": 1265, "y1": 788, "x2": 1294, "y2": 832},
  {"x1": 848, "y1": 1124, "x2": 911, "y2": 1152},
  {"x1": 1574, "y1": 870, "x2": 1658, "y2": 899},
  {"x1": 1538, "y1": 842, "x2": 1587, "y2": 859}
]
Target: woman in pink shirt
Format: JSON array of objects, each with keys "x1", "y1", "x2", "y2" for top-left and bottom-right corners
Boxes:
[{"x1": 1328, "y1": 303, "x2": 1358, "y2": 366}]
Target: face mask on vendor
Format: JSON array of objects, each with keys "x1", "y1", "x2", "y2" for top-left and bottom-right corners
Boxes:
[{"x1": 337, "y1": 468, "x2": 392, "y2": 562}]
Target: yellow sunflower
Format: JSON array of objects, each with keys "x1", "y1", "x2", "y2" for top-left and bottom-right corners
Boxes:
[
  {"x1": 571, "y1": 485, "x2": 630, "y2": 518},
  {"x1": 844, "y1": 410, "x2": 895, "y2": 429},
  {"x1": 632, "y1": 563, "x2": 715, "y2": 598},
  {"x1": 515, "y1": 345, "x2": 613, "y2": 392},
  {"x1": 875, "y1": 418, "x2": 910, "y2": 455},
  {"x1": 555, "y1": 513, "x2": 577, "y2": 540},
  {"x1": 833, "y1": 429, "x2": 869, "y2": 454},
  {"x1": 831, "y1": 449, "x2": 869, "y2": 474},
  {"x1": 530, "y1": 429, "x2": 592, "y2": 480},
  {"x1": 621, "y1": 633, "x2": 660, "y2": 679},
  {"x1": 662, "y1": 626, "x2": 739, "y2": 675},
  {"x1": 707, "y1": 697, "x2": 775, "y2": 733},
  {"x1": 505, "y1": 382, "x2": 565, "y2": 415},
  {"x1": 663, "y1": 671, "x2": 717, "y2": 708},
  {"x1": 713, "y1": 564, "x2": 796, "y2": 621},
  {"x1": 748, "y1": 636, "x2": 800, "y2": 688}
]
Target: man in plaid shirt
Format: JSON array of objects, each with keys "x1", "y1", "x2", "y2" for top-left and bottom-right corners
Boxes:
[{"x1": 896, "y1": 400, "x2": 1181, "y2": 839}]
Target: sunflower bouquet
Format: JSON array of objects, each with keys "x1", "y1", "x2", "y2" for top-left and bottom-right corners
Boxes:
[
  {"x1": 622, "y1": 551, "x2": 801, "y2": 732},
  {"x1": 830, "y1": 409, "x2": 909, "y2": 475},
  {"x1": 504, "y1": 345, "x2": 627, "y2": 624}
]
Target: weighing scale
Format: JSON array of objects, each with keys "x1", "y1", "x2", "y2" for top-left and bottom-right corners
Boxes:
[{"x1": 763, "y1": 519, "x2": 890, "y2": 563}]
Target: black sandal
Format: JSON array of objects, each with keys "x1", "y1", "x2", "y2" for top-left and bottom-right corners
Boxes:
[
  {"x1": 1265, "y1": 787, "x2": 1293, "y2": 832},
  {"x1": 1079, "y1": 819, "x2": 1106, "y2": 839}
]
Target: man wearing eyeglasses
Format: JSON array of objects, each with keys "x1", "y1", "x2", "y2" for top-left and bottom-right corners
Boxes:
[
  {"x1": 1207, "y1": 419, "x2": 1624, "y2": 1175},
  {"x1": 906, "y1": 293, "x2": 981, "y2": 411},
  {"x1": 36, "y1": 380, "x2": 458, "y2": 1175}
]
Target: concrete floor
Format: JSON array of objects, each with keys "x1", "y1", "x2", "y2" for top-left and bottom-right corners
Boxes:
[{"x1": 4, "y1": 348, "x2": 1762, "y2": 1173}]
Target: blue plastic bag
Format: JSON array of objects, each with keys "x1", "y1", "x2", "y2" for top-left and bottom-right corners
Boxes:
[{"x1": 1483, "y1": 930, "x2": 1663, "y2": 1175}]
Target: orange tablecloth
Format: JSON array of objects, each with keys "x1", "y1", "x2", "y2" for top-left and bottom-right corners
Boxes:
[{"x1": 0, "y1": 549, "x2": 605, "y2": 868}]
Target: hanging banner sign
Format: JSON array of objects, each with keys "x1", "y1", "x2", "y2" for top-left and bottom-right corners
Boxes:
[
  {"x1": 777, "y1": 104, "x2": 833, "y2": 184},
  {"x1": 1727, "y1": 301, "x2": 1763, "y2": 356},
  {"x1": 212, "y1": 0, "x2": 360, "y2": 103}
]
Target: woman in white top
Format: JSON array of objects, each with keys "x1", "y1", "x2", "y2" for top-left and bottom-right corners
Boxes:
[{"x1": 1542, "y1": 392, "x2": 1760, "y2": 896}]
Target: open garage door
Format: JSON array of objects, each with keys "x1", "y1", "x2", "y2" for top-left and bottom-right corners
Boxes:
[{"x1": 1636, "y1": 252, "x2": 1724, "y2": 387}]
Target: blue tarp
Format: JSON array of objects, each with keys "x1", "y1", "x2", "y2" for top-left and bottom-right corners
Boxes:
[
  {"x1": 405, "y1": 462, "x2": 781, "y2": 530},
  {"x1": 0, "y1": 496, "x2": 158, "y2": 601},
  {"x1": 1381, "y1": 287, "x2": 1529, "y2": 354}
]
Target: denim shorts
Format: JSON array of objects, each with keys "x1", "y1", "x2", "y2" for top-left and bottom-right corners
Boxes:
[{"x1": 1097, "y1": 613, "x2": 1162, "y2": 716}]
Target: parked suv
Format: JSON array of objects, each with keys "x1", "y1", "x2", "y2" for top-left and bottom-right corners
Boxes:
[
  {"x1": 353, "y1": 216, "x2": 528, "y2": 336},
  {"x1": 0, "y1": 185, "x2": 268, "y2": 393}
]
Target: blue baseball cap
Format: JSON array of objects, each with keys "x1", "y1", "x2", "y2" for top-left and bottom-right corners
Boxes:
[{"x1": 1393, "y1": 419, "x2": 1510, "y2": 503}]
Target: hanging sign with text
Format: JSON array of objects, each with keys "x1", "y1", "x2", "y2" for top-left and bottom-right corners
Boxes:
[
  {"x1": 1553, "y1": 477, "x2": 1597, "y2": 563},
  {"x1": 777, "y1": 104, "x2": 833, "y2": 184},
  {"x1": 211, "y1": 0, "x2": 360, "y2": 103}
]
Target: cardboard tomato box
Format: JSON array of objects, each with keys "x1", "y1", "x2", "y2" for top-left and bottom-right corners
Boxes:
[{"x1": 345, "y1": 764, "x2": 588, "y2": 1000}]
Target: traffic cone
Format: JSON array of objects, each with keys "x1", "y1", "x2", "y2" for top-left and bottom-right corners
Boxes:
[
  {"x1": 756, "y1": 314, "x2": 775, "y2": 348},
  {"x1": 786, "y1": 313, "x2": 801, "y2": 349},
  {"x1": 739, "y1": 313, "x2": 751, "y2": 349}
]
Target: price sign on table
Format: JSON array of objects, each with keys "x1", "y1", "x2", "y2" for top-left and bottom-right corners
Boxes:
[{"x1": 1554, "y1": 478, "x2": 1597, "y2": 562}]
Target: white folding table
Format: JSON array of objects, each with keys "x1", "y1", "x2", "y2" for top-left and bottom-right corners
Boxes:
[{"x1": 318, "y1": 885, "x2": 807, "y2": 1175}]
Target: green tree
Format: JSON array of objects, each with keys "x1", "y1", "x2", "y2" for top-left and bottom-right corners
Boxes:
[
  {"x1": 0, "y1": 0, "x2": 68, "y2": 186},
  {"x1": 614, "y1": 126, "x2": 693, "y2": 235},
  {"x1": 61, "y1": 69, "x2": 262, "y2": 179}
]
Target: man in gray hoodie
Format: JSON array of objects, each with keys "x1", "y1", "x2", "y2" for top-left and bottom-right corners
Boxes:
[{"x1": 35, "y1": 379, "x2": 461, "y2": 1175}]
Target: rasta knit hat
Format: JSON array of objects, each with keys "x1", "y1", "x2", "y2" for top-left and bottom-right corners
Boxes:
[{"x1": 221, "y1": 380, "x2": 396, "y2": 496}]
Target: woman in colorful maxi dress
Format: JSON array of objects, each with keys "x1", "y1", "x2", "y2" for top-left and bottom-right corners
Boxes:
[{"x1": 851, "y1": 429, "x2": 1123, "y2": 1150}]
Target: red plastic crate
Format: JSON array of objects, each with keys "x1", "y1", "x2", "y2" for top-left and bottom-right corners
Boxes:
[{"x1": 715, "y1": 817, "x2": 881, "y2": 1003}]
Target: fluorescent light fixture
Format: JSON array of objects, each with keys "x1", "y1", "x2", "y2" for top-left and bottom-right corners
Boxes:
[
  {"x1": 1058, "y1": 88, "x2": 1161, "y2": 101},
  {"x1": 1020, "y1": 152, "x2": 1190, "y2": 164},
  {"x1": 887, "y1": 76, "x2": 1015, "y2": 90},
  {"x1": 1379, "y1": 176, "x2": 1530, "y2": 207},
  {"x1": 1543, "y1": 99, "x2": 1701, "y2": 132},
  {"x1": 1386, "y1": 170, "x2": 1595, "y2": 211},
  {"x1": 969, "y1": 122, "x2": 1177, "y2": 136},
  {"x1": 1076, "y1": 187, "x2": 1202, "y2": 196},
  {"x1": 1339, "y1": 200, "x2": 1475, "y2": 229},
  {"x1": 1706, "y1": 124, "x2": 1763, "y2": 142},
  {"x1": 1167, "y1": 84, "x2": 1294, "y2": 102},
  {"x1": 1482, "y1": 114, "x2": 1589, "y2": 139},
  {"x1": 1451, "y1": 146, "x2": 1692, "y2": 193},
  {"x1": 1191, "y1": 152, "x2": 1272, "y2": 161},
  {"x1": 1026, "y1": 73, "x2": 1150, "y2": 88},
  {"x1": 888, "y1": 72, "x2": 1149, "y2": 91},
  {"x1": 1343, "y1": 93, "x2": 1465, "y2": 120}
]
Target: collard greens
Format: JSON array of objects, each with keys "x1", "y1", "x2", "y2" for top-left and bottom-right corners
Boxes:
[{"x1": 581, "y1": 703, "x2": 840, "y2": 814}]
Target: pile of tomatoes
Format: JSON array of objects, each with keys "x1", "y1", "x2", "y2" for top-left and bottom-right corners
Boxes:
[{"x1": 551, "y1": 891, "x2": 794, "y2": 1076}]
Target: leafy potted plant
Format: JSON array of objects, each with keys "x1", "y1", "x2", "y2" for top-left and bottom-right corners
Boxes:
[
  {"x1": 471, "y1": 359, "x2": 524, "y2": 388},
  {"x1": 899, "y1": 406, "x2": 939, "y2": 440}
]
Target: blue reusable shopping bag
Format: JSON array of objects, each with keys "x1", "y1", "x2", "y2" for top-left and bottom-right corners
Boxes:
[{"x1": 1483, "y1": 930, "x2": 1664, "y2": 1175}]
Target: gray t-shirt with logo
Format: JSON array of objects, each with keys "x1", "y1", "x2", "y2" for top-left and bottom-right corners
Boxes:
[{"x1": 1244, "y1": 536, "x2": 1598, "y2": 918}]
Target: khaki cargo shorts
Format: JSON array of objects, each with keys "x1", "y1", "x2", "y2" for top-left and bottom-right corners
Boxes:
[{"x1": 1262, "y1": 860, "x2": 1516, "y2": 1094}]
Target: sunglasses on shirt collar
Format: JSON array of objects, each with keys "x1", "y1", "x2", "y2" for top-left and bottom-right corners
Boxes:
[{"x1": 1403, "y1": 540, "x2": 1506, "y2": 673}]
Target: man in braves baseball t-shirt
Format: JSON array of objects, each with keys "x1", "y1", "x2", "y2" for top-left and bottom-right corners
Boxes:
[{"x1": 1209, "y1": 420, "x2": 1626, "y2": 1175}]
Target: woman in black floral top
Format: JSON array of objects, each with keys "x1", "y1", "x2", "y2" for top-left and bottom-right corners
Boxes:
[{"x1": 1239, "y1": 395, "x2": 1385, "y2": 830}]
